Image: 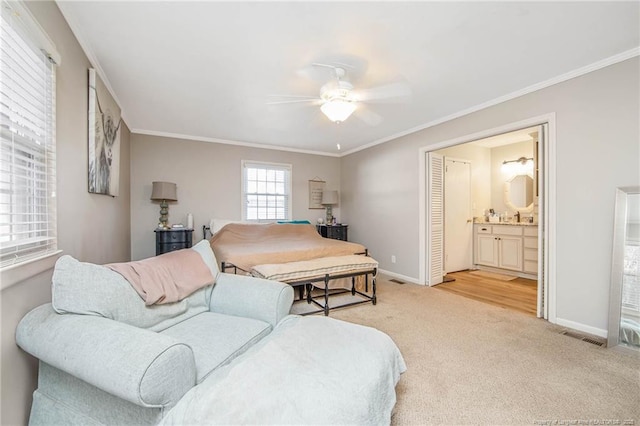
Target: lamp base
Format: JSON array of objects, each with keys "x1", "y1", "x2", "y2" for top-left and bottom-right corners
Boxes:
[
  {"x1": 159, "y1": 200, "x2": 169, "y2": 228},
  {"x1": 325, "y1": 205, "x2": 333, "y2": 225}
]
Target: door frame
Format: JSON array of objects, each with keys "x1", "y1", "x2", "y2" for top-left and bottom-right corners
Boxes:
[{"x1": 418, "y1": 113, "x2": 556, "y2": 323}]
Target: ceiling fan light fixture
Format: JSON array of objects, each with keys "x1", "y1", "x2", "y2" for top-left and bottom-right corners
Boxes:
[{"x1": 320, "y1": 99, "x2": 356, "y2": 123}]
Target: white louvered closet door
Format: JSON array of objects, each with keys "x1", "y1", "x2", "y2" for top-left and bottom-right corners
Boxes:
[{"x1": 427, "y1": 152, "x2": 444, "y2": 286}]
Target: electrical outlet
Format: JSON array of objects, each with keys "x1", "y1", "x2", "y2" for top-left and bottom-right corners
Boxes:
[{"x1": 391, "y1": 255, "x2": 396, "y2": 264}]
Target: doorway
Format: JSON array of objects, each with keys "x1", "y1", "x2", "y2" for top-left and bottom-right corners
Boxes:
[{"x1": 419, "y1": 115, "x2": 555, "y2": 321}]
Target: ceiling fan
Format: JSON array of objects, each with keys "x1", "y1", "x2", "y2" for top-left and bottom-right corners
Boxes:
[{"x1": 268, "y1": 63, "x2": 411, "y2": 125}]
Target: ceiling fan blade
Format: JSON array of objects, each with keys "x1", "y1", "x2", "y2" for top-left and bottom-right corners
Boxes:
[
  {"x1": 266, "y1": 94, "x2": 321, "y2": 106},
  {"x1": 355, "y1": 107, "x2": 382, "y2": 126},
  {"x1": 354, "y1": 81, "x2": 412, "y2": 103}
]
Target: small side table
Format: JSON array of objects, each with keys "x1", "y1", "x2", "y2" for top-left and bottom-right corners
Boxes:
[
  {"x1": 316, "y1": 224, "x2": 348, "y2": 241},
  {"x1": 155, "y1": 228, "x2": 193, "y2": 255}
]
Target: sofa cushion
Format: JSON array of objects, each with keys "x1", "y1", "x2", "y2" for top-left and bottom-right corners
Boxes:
[
  {"x1": 107, "y1": 249, "x2": 215, "y2": 305},
  {"x1": 52, "y1": 255, "x2": 210, "y2": 332},
  {"x1": 191, "y1": 239, "x2": 220, "y2": 281},
  {"x1": 161, "y1": 312, "x2": 271, "y2": 383}
]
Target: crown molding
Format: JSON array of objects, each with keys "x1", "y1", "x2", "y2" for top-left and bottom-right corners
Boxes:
[
  {"x1": 340, "y1": 46, "x2": 640, "y2": 157},
  {"x1": 55, "y1": 1, "x2": 129, "y2": 126},
  {"x1": 131, "y1": 129, "x2": 341, "y2": 158},
  {"x1": 54, "y1": 0, "x2": 638, "y2": 159}
]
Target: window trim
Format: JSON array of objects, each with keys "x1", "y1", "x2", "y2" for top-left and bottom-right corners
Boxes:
[
  {"x1": 1, "y1": 0, "x2": 60, "y2": 272},
  {"x1": 241, "y1": 160, "x2": 292, "y2": 222}
]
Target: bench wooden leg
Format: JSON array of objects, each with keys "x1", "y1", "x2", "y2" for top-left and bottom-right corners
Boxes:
[{"x1": 324, "y1": 274, "x2": 330, "y2": 316}]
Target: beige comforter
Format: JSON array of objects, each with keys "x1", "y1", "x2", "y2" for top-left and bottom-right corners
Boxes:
[{"x1": 209, "y1": 223, "x2": 366, "y2": 272}]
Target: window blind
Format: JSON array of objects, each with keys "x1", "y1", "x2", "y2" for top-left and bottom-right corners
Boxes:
[
  {"x1": 0, "y1": 1, "x2": 57, "y2": 268},
  {"x1": 242, "y1": 161, "x2": 292, "y2": 221}
]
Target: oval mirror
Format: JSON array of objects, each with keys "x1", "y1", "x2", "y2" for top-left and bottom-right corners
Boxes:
[{"x1": 504, "y1": 174, "x2": 534, "y2": 212}]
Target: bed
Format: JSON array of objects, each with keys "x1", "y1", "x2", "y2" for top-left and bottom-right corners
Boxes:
[{"x1": 208, "y1": 222, "x2": 367, "y2": 274}]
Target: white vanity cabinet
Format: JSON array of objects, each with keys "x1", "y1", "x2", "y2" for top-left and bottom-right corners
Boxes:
[
  {"x1": 474, "y1": 224, "x2": 538, "y2": 276},
  {"x1": 523, "y1": 226, "x2": 539, "y2": 274}
]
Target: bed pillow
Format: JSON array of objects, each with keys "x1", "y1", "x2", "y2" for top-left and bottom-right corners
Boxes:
[{"x1": 209, "y1": 218, "x2": 248, "y2": 234}]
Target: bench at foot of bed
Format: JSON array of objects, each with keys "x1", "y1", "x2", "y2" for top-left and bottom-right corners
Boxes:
[{"x1": 251, "y1": 255, "x2": 378, "y2": 316}]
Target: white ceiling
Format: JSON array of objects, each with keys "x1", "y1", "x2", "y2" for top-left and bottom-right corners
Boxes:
[{"x1": 56, "y1": 1, "x2": 639, "y2": 156}]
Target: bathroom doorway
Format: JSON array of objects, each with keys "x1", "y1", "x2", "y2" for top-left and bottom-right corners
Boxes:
[{"x1": 421, "y1": 117, "x2": 553, "y2": 320}]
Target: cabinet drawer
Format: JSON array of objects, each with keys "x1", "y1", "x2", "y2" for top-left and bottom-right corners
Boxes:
[
  {"x1": 492, "y1": 225, "x2": 523, "y2": 236},
  {"x1": 476, "y1": 225, "x2": 492, "y2": 234},
  {"x1": 524, "y1": 237, "x2": 538, "y2": 249},
  {"x1": 158, "y1": 242, "x2": 190, "y2": 255},
  {"x1": 524, "y1": 227, "x2": 538, "y2": 237},
  {"x1": 157, "y1": 231, "x2": 189, "y2": 243},
  {"x1": 524, "y1": 260, "x2": 538, "y2": 274},
  {"x1": 524, "y1": 248, "x2": 538, "y2": 261}
]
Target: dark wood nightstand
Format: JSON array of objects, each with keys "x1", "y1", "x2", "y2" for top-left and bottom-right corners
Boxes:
[
  {"x1": 155, "y1": 228, "x2": 193, "y2": 255},
  {"x1": 316, "y1": 224, "x2": 348, "y2": 241}
]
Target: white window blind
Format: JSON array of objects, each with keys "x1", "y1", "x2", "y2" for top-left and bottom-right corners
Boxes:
[
  {"x1": 242, "y1": 161, "x2": 291, "y2": 221},
  {"x1": 0, "y1": 1, "x2": 58, "y2": 268}
]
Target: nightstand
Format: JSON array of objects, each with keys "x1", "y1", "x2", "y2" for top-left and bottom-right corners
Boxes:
[
  {"x1": 316, "y1": 224, "x2": 348, "y2": 241},
  {"x1": 155, "y1": 228, "x2": 193, "y2": 255}
]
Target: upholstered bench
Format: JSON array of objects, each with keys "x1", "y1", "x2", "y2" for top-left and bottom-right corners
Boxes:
[{"x1": 251, "y1": 255, "x2": 378, "y2": 315}]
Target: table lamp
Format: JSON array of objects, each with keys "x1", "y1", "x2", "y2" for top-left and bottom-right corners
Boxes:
[
  {"x1": 151, "y1": 181, "x2": 177, "y2": 228},
  {"x1": 321, "y1": 190, "x2": 338, "y2": 225}
]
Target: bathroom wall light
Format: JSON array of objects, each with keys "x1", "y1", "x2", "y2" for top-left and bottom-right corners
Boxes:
[{"x1": 502, "y1": 156, "x2": 534, "y2": 175}]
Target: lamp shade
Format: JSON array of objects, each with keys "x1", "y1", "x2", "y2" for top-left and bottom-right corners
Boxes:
[
  {"x1": 320, "y1": 100, "x2": 356, "y2": 123},
  {"x1": 151, "y1": 181, "x2": 177, "y2": 201},
  {"x1": 321, "y1": 190, "x2": 338, "y2": 205}
]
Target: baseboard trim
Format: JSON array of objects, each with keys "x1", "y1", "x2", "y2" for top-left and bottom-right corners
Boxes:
[
  {"x1": 555, "y1": 317, "x2": 607, "y2": 338},
  {"x1": 378, "y1": 269, "x2": 422, "y2": 285}
]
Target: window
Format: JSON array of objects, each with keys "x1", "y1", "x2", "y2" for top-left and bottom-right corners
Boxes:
[
  {"x1": 242, "y1": 161, "x2": 291, "y2": 221},
  {"x1": 1, "y1": 1, "x2": 59, "y2": 269}
]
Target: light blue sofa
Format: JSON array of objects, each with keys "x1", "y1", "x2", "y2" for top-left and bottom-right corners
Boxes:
[{"x1": 16, "y1": 240, "x2": 294, "y2": 425}]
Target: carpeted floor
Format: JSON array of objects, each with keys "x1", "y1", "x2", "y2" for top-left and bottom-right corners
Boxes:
[{"x1": 325, "y1": 275, "x2": 640, "y2": 425}]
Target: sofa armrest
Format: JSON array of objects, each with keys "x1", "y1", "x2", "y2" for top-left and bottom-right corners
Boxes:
[
  {"x1": 209, "y1": 273, "x2": 293, "y2": 327},
  {"x1": 16, "y1": 304, "x2": 196, "y2": 408}
]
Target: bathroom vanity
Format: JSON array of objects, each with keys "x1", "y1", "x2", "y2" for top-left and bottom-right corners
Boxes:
[{"x1": 473, "y1": 223, "x2": 538, "y2": 278}]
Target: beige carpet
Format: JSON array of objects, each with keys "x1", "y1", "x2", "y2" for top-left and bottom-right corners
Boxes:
[
  {"x1": 324, "y1": 275, "x2": 640, "y2": 425},
  {"x1": 469, "y1": 269, "x2": 517, "y2": 281}
]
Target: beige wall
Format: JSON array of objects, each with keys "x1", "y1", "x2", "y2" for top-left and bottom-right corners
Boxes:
[
  {"x1": 0, "y1": 2, "x2": 131, "y2": 424},
  {"x1": 130, "y1": 135, "x2": 340, "y2": 260},
  {"x1": 342, "y1": 57, "x2": 640, "y2": 334}
]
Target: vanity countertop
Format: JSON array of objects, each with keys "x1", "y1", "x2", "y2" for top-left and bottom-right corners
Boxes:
[{"x1": 474, "y1": 220, "x2": 538, "y2": 226}]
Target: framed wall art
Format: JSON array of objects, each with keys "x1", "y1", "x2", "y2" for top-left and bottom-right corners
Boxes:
[
  {"x1": 88, "y1": 68, "x2": 122, "y2": 196},
  {"x1": 308, "y1": 179, "x2": 326, "y2": 209}
]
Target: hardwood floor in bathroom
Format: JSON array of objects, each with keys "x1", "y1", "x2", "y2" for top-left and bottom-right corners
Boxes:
[{"x1": 436, "y1": 270, "x2": 538, "y2": 316}]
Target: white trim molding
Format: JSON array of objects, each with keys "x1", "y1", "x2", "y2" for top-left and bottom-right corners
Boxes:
[
  {"x1": 378, "y1": 269, "x2": 421, "y2": 285},
  {"x1": 418, "y1": 113, "x2": 557, "y2": 324},
  {"x1": 343, "y1": 47, "x2": 639, "y2": 157},
  {"x1": 556, "y1": 317, "x2": 608, "y2": 339},
  {"x1": 1, "y1": 250, "x2": 63, "y2": 290}
]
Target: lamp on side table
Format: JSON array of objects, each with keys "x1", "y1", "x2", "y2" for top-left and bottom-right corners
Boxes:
[{"x1": 151, "y1": 181, "x2": 177, "y2": 229}]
